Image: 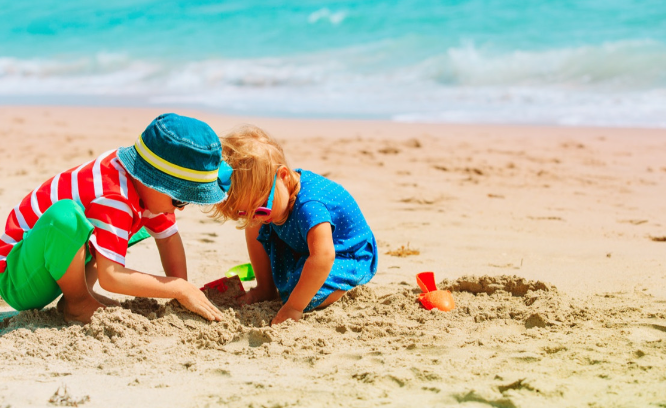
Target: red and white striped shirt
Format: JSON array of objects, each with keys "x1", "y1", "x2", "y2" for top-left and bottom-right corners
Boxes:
[{"x1": 0, "y1": 150, "x2": 177, "y2": 273}]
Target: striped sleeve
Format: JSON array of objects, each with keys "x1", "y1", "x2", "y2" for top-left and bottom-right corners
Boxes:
[
  {"x1": 142, "y1": 211, "x2": 178, "y2": 239},
  {"x1": 0, "y1": 230, "x2": 20, "y2": 268},
  {"x1": 85, "y1": 195, "x2": 135, "y2": 265}
]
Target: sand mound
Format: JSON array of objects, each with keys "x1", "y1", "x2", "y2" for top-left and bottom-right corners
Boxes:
[
  {"x1": 0, "y1": 276, "x2": 554, "y2": 363},
  {"x1": 439, "y1": 275, "x2": 569, "y2": 327},
  {"x1": 0, "y1": 275, "x2": 646, "y2": 359},
  {"x1": 441, "y1": 274, "x2": 552, "y2": 296},
  {"x1": 1, "y1": 275, "x2": 664, "y2": 407}
]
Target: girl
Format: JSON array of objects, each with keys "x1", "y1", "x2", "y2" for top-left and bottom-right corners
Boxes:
[{"x1": 211, "y1": 125, "x2": 377, "y2": 325}]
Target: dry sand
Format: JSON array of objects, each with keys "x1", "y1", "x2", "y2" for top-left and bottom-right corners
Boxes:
[{"x1": 0, "y1": 106, "x2": 665, "y2": 407}]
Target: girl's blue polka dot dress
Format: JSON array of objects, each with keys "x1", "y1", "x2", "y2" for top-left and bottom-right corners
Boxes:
[{"x1": 257, "y1": 170, "x2": 378, "y2": 311}]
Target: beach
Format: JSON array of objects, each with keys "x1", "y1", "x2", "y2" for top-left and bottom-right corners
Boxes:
[{"x1": 1, "y1": 106, "x2": 665, "y2": 407}]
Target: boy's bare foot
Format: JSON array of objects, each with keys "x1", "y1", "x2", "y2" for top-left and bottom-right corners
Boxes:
[
  {"x1": 238, "y1": 287, "x2": 278, "y2": 305},
  {"x1": 90, "y1": 291, "x2": 120, "y2": 307},
  {"x1": 57, "y1": 296, "x2": 105, "y2": 324}
]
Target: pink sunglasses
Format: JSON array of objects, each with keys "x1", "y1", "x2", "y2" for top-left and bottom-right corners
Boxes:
[{"x1": 238, "y1": 173, "x2": 277, "y2": 218}]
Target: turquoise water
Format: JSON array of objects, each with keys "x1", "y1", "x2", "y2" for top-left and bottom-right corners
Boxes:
[{"x1": 1, "y1": 0, "x2": 665, "y2": 126}]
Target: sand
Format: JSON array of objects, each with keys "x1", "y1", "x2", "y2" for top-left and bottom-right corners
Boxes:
[{"x1": 0, "y1": 106, "x2": 665, "y2": 407}]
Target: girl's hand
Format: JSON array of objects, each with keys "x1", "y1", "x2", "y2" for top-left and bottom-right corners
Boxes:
[
  {"x1": 177, "y1": 281, "x2": 225, "y2": 321},
  {"x1": 238, "y1": 286, "x2": 278, "y2": 306},
  {"x1": 271, "y1": 303, "x2": 303, "y2": 325}
]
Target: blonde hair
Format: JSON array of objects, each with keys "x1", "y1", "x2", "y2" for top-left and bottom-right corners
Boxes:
[{"x1": 209, "y1": 124, "x2": 300, "y2": 229}]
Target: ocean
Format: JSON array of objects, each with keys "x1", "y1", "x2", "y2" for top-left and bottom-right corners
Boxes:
[{"x1": 1, "y1": 0, "x2": 665, "y2": 127}]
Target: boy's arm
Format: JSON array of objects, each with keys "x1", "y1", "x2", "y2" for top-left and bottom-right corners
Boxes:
[
  {"x1": 96, "y1": 254, "x2": 223, "y2": 321},
  {"x1": 273, "y1": 222, "x2": 335, "y2": 324},
  {"x1": 154, "y1": 232, "x2": 187, "y2": 280}
]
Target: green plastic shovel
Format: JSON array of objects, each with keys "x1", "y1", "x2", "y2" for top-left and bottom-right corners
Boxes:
[{"x1": 224, "y1": 263, "x2": 255, "y2": 281}]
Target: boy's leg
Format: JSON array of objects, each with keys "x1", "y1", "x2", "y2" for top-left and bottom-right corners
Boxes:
[
  {"x1": 56, "y1": 245, "x2": 105, "y2": 323},
  {"x1": 1, "y1": 200, "x2": 103, "y2": 322},
  {"x1": 85, "y1": 261, "x2": 98, "y2": 289}
]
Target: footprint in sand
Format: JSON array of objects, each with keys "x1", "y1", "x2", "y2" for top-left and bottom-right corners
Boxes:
[
  {"x1": 377, "y1": 146, "x2": 400, "y2": 155},
  {"x1": 403, "y1": 138, "x2": 422, "y2": 148},
  {"x1": 400, "y1": 194, "x2": 449, "y2": 205}
]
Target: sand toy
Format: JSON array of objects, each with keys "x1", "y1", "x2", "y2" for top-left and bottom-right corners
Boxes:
[
  {"x1": 224, "y1": 263, "x2": 255, "y2": 281},
  {"x1": 416, "y1": 271, "x2": 455, "y2": 311},
  {"x1": 200, "y1": 275, "x2": 246, "y2": 307},
  {"x1": 200, "y1": 275, "x2": 246, "y2": 294}
]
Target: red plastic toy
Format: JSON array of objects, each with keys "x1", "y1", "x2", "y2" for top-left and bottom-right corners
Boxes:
[
  {"x1": 416, "y1": 271, "x2": 455, "y2": 311},
  {"x1": 200, "y1": 275, "x2": 246, "y2": 295}
]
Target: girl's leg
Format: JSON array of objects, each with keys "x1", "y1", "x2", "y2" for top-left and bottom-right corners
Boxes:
[
  {"x1": 56, "y1": 245, "x2": 105, "y2": 323},
  {"x1": 309, "y1": 256, "x2": 373, "y2": 311},
  {"x1": 316, "y1": 290, "x2": 346, "y2": 308}
]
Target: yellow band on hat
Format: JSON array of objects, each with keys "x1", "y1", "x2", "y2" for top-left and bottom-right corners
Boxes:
[{"x1": 135, "y1": 134, "x2": 218, "y2": 183}]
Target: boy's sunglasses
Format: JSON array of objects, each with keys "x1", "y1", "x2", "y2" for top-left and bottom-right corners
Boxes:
[
  {"x1": 238, "y1": 172, "x2": 277, "y2": 218},
  {"x1": 172, "y1": 199, "x2": 189, "y2": 208}
]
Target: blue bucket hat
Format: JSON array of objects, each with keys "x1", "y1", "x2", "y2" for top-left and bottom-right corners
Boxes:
[{"x1": 117, "y1": 113, "x2": 232, "y2": 205}]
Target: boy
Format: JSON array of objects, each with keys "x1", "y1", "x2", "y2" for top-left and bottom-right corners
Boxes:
[{"x1": 0, "y1": 113, "x2": 226, "y2": 323}]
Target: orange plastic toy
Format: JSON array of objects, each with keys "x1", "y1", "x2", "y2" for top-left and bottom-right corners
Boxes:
[{"x1": 417, "y1": 271, "x2": 455, "y2": 311}]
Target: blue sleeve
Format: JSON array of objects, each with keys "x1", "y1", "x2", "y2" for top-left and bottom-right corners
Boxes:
[
  {"x1": 257, "y1": 223, "x2": 272, "y2": 246},
  {"x1": 295, "y1": 200, "x2": 334, "y2": 241}
]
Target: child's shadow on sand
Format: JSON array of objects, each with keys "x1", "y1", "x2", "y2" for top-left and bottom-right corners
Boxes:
[{"x1": 0, "y1": 311, "x2": 19, "y2": 321}]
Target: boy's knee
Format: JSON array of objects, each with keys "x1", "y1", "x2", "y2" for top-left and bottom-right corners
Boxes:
[{"x1": 39, "y1": 200, "x2": 91, "y2": 240}]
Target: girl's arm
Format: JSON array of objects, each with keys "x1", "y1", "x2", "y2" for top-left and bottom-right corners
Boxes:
[
  {"x1": 273, "y1": 222, "x2": 335, "y2": 324},
  {"x1": 155, "y1": 232, "x2": 187, "y2": 280},
  {"x1": 95, "y1": 254, "x2": 224, "y2": 321},
  {"x1": 240, "y1": 224, "x2": 278, "y2": 303}
]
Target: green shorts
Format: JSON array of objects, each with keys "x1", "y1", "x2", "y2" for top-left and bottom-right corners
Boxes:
[{"x1": 0, "y1": 199, "x2": 150, "y2": 311}]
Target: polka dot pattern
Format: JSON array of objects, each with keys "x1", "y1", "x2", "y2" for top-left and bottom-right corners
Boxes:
[{"x1": 257, "y1": 170, "x2": 378, "y2": 311}]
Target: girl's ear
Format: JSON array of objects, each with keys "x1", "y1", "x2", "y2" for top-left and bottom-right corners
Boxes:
[{"x1": 278, "y1": 165, "x2": 289, "y2": 181}]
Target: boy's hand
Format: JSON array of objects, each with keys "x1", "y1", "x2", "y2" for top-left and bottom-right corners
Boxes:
[
  {"x1": 177, "y1": 281, "x2": 224, "y2": 321},
  {"x1": 271, "y1": 303, "x2": 303, "y2": 326}
]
